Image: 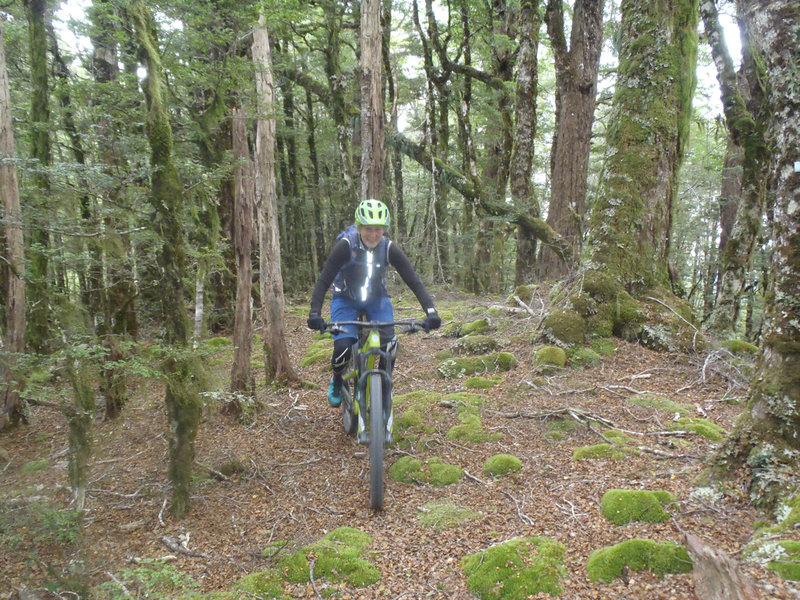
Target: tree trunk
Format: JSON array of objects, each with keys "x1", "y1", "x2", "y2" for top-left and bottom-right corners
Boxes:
[
  {"x1": 538, "y1": 0, "x2": 605, "y2": 280},
  {"x1": 707, "y1": 0, "x2": 800, "y2": 509},
  {"x1": 24, "y1": 0, "x2": 51, "y2": 353},
  {"x1": 130, "y1": 0, "x2": 201, "y2": 519},
  {"x1": 0, "y1": 21, "x2": 26, "y2": 428},
  {"x1": 510, "y1": 0, "x2": 541, "y2": 286},
  {"x1": 253, "y1": 14, "x2": 299, "y2": 384},
  {"x1": 700, "y1": 0, "x2": 768, "y2": 333},
  {"x1": 229, "y1": 108, "x2": 254, "y2": 397},
  {"x1": 360, "y1": 0, "x2": 385, "y2": 200},
  {"x1": 588, "y1": 0, "x2": 698, "y2": 291}
]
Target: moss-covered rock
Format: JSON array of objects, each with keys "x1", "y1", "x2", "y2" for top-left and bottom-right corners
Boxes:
[
  {"x1": 234, "y1": 568, "x2": 286, "y2": 598},
  {"x1": 586, "y1": 539, "x2": 692, "y2": 583},
  {"x1": 483, "y1": 454, "x2": 522, "y2": 476},
  {"x1": 388, "y1": 456, "x2": 425, "y2": 484},
  {"x1": 437, "y1": 352, "x2": 517, "y2": 379},
  {"x1": 464, "y1": 375, "x2": 502, "y2": 389},
  {"x1": 508, "y1": 284, "x2": 537, "y2": 305},
  {"x1": 462, "y1": 318, "x2": 491, "y2": 336},
  {"x1": 447, "y1": 413, "x2": 502, "y2": 443},
  {"x1": 542, "y1": 309, "x2": 586, "y2": 345},
  {"x1": 601, "y1": 489, "x2": 676, "y2": 525},
  {"x1": 418, "y1": 502, "x2": 481, "y2": 530},
  {"x1": 572, "y1": 444, "x2": 639, "y2": 461},
  {"x1": 462, "y1": 537, "x2": 567, "y2": 599},
  {"x1": 441, "y1": 321, "x2": 463, "y2": 337},
  {"x1": 590, "y1": 337, "x2": 617, "y2": 356},
  {"x1": 534, "y1": 346, "x2": 567, "y2": 369},
  {"x1": 568, "y1": 347, "x2": 602, "y2": 368},
  {"x1": 722, "y1": 338, "x2": 759, "y2": 355},
  {"x1": 277, "y1": 527, "x2": 380, "y2": 588},
  {"x1": 453, "y1": 335, "x2": 502, "y2": 355},
  {"x1": 768, "y1": 540, "x2": 800, "y2": 581},
  {"x1": 669, "y1": 417, "x2": 725, "y2": 441},
  {"x1": 428, "y1": 458, "x2": 463, "y2": 486}
]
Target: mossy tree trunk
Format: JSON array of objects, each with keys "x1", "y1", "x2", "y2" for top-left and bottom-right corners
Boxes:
[
  {"x1": 706, "y1": 0, "x2": 800, "y2": 509},
  {"x1": 510, "y1": 0, "x2": 541, "y2": 286},
  {"x1": 130, "y1": 0, "x2": 201, "y2": 519},
  {"x1": 538, "y1": 0, "x2": 605, "y2": 281},
  {"x1": 700, "y1": 0, "x2": 769, "y2": 334},
  {"x1": 588, "y1": 0, "x2": 698, "y2": 291},
  {"x1": 0, "y1": 21, "x2": 26, "y2": 428},
  {"x1": 360, "y1": 0, "x2": 385, "y2": 201},
  {"x1": 24, "y1": 0, "x2": 52, "y2": 354}
]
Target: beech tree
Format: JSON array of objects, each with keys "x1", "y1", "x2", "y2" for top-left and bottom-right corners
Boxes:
[
  {"x1": 1, "y1": 20, "x2": 26, "y2": 428},
  {"x1": 706, "y1": 0, "x2": 800, "y2": 508}
]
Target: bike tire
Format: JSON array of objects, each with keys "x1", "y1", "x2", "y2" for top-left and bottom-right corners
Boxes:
[
  {"x1": 341, "y1": 378, "x2": 357, "y2": 435},
  {"x1": 368, "y1": 373, "x2": 384, "y2": 510}
]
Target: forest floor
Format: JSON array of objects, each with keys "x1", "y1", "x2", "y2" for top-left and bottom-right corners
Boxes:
[{"x1": 2, "y1": 288, "x2": 800, "y2": 600}]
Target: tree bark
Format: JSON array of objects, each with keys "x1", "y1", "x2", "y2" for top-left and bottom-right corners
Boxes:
[
  {"x1": 708, "y1": 0, "x2": 800, "y2": 509},
  {"x1": 0, "y1": 21, "x2": 26, "y2": 428},
  {"x1": 588, "y1": 0, "x2": 698, "y2": 291},
  {"x1": 700, "y1": 0, "x2": 768, "y2": 333},
  {"x1": 229, "y1": 108, "x2": 254, "y2": 397},
  {"x1": 360, "y1": 0, "x2": 385, "y2": 200},
  {"x1": 24, "y1": 0, "x2": 51, "y2": 353},
  {"x1": 538, "y1": 0, "x2": 605, "y2": 280},
  {"x1": 130, "y1": 0, "x2": 201, "y2": 519},
  {"x1": 253, "y1": 14, "x2": 299, "y2": 384},
  {"x1": 510, "y1": 0, "x2": 541, "y2": 286}
]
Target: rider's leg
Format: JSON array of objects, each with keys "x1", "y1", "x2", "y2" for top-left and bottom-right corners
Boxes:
[{"x1": 328, "y1": 297, "x2": 359, "y2": 407}]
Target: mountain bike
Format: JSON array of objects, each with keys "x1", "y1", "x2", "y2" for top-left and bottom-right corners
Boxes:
[{"x1": 325, "y1": 318, "x2": 427, "y2": 510}]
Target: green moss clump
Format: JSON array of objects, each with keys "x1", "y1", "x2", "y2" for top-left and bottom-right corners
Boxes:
[
  {"x1": 418, "y1": 502, "x2": 481, "y2": 530},
  {"x1": 627, "y1": 394, "x2": 692, "y2": 416},
  {"x1": 461, "y1": 319, "x2": 490, "y2": 336},
  {"x1": 441, "y1": 321, "x2": 463, "y2": 337},
  {"x1": 509, "y1": 284, "x2": 536, "y2": 305},
  {"x1": 534, "y1": 346, "x2": 567, "y2": 368},
  {"x1": 388, "y1": 456, "x2": 462, "y2": 486},
  {"x1": 483, "y1": 454, "x2": 522, "y2": 477},
  {"x1": 542, "y1": 309, "x2": 585, "y2": 345},
  {"x1": 206, "y1": 336, "x2": 232, "y2": 349},
  {"x1": 601, "y1": 489, "x2": 676, "y2": 525},
  {"x1": 544, "y1": 418, "x2": 578, "y2": 442},
  {"x1": 586, "y1": 539, "x2": 692, "y2": 582},
  {"x1": 590, "y1": 338, "x2": 617, "y2": 356},
  {"x1": 454, "y1": 335, "x2": 502, "y2": 355},
  {"x1": 233, "y1": 568, "x2": 286, "y2": 598},
  {"x1": 437, "y1": 353, "x2": 517, "y2": 379},
  {"x1": 300, "y1": 339, "x2": 331, "y2": 367},
  {"x1": 722, "y1": 338, "x2": 759, "y2": 355},
  {"x1": 428, "y1": 458, "x2": 463, "y2": 486},
  {"x1": 442, "y1": 392, "x2": 487, "y2": 409},
  {"x1": 572, "y1": 444, "x2": 639, "y2": 461},
  {"x1": 447, "y1": 413, "x2": 502, "y2": 443},
  {"x1": 768, "y1": 540, "x2": 800, "y2": 581},
  {"x1": 278, "y1": 527, "x2": 379, "y2": 588},
  {"x1": 464, "y1": 375, "x2": 502, "y2": 389},
  {"x1": 462, "y1": 537, "x2": 567, "y2": 599},
  {"x1": 435, "y1": 349, "x2": 455, "y2": 360},
  {"x1": 603, "y1": 429, "x2": 637, "y2": 445},
  {"x1": 670, "y1": 417, "x2": 725, "y2": 441},
  {"x1": 21, "y1": 459, "x2": 50, "y2": 475},
  {"x1": 568, "y1": 347, "x2": 602, "y2": 368}
]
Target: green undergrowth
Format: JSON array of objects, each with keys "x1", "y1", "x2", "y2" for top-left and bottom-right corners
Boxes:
[
  {"x1": 669, "y1": 417, "x2": 725, "y2": 441},
  {"x1": 447, "y1": 412, "x2": 502, "y2": 443},
  {"x1": 767, "y1": 541, "x2": 800, "y2": 581},
  {"x1": 626, "y1": 394, "x2": 692, "y2": 416},
  {"x1": 464, "y1": 375, "x2": 502, "y2": 389},
  {"x1": 418, "y1": 502, "x2": 482, "y2": 530},
  {"x1": 586, "y1": 539, "x2": 693, "y2": 582},
  {"x1": 300, "y1": 338, "x2": 331, "y2": 367},
  {"x1": 462, "y1": 537, "x2": 568, "y2": 599},
  {"x1": 573, "y1": 443, "x2": 640, "y2": 461},
  {"x1": 388, "y1": 456, "x2": 463, "y2": 486},
  {"x1": 544, "y1": 418, "x2": 579, "y2": 442},
  {"x1": 601, "y1": 489, "x2": 676, "y2": 525}
]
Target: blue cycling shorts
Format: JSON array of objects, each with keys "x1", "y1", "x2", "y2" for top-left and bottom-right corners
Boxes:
[{"x1": 330, "y1": 295, "x2": 394, "y2": 341}]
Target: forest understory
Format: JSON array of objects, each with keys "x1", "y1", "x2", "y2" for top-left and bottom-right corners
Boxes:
[{"x1": 2, "y1": 291, "x2": 799, "y2": 600}]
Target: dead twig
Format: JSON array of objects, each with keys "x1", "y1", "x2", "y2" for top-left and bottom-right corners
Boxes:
[
  {"x1": 463, "y1": 470, "x2": 489, "y2": 485},
  {"x1": 309, "y1": 557, "x2": 324, "y2": 600},
  {"x1": 501, "y1": 490, "x2": 535, "y2": 526}
]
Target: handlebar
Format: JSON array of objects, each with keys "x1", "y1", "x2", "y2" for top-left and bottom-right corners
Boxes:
[{"x1": 325, "y1": 319, "x2": 428, "y2": 335}]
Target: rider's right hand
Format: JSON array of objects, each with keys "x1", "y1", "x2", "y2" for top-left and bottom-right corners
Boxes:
[{"x1": 307, "y1": 313, "x2": 325, "y2": 331}]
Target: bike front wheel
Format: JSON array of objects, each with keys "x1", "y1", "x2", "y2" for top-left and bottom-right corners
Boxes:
[
  {"x1": 368, "y1": 373, "x2": 384, "y2": 510},
  {"x1": 341, "y1": 378, "x2": 357, "y2": 436}
]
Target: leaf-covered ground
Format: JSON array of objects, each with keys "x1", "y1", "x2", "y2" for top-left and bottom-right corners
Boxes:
[{"x1": 2, "y1": 290, "x2": 799, "y2": 599}]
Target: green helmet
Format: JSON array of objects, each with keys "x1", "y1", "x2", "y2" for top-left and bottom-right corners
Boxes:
[{"x1": 355, "y1": 199, "x2": 390, "y2": 227}]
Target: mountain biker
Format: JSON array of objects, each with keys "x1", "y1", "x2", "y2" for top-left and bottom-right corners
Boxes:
[{"x1": 307, "y1": 199, "x2": 441, "y2": 407}]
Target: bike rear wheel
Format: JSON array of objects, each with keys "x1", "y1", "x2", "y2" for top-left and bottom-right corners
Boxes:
[{"x1": 368, "y1": 373, "x2": 384, "y2": 510}]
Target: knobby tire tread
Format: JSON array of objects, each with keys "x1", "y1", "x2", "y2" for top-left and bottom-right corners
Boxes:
[{"x1": 369, "y1": 373, "x2": 384, "y2": 510}]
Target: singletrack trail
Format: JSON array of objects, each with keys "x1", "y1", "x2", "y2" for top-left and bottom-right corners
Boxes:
[{"x1": 2, "y1": 291, "x2": 797, "y2": 599}]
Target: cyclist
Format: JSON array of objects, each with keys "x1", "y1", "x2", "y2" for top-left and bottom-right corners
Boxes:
[{"x1": 307, "y1": 199, "x2": 441, "y2": 407}]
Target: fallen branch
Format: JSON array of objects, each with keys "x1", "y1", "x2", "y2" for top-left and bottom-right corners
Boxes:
[
  {"x1": 635, "y1": 446, "x2": 695, "y2": 460},
  {"x1": 161, "y1": 535, "x2": 208, "y2": 558},
  {"x1": 463, "y1": 470, "x2": 489, "y2": 485},
  {"x1": 501, "y1": 491, "x2": 535, "y2": 526},
  {"x1": 309, "y1": 558, "x2": 324, "y2": 600},
  {"x1": 497, "y1": 406, "x2": 616, "y2": 429}
]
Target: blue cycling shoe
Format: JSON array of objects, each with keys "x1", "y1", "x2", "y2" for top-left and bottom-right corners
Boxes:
[{"x1": 328, "y1": 378, "x2": 342, "y2": 408}]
